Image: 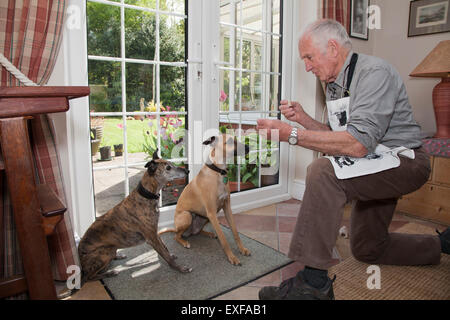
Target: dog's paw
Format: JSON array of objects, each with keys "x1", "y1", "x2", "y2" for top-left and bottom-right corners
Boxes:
[
  {"x1": 114, "y1": 252, "x2": 127, "y2": 260},
  {"x1": 228, "y1": 255, "x2": 241, "y2": 266},
  {"x1": 179, "y1": 265, "x2": 193, "y2": 273},
  {"x1": 170, "y1": 253, "x2": 178, "y2": 260},
  {"x1": 240, "y1": 247, "x2": 251, "y2": 256}
]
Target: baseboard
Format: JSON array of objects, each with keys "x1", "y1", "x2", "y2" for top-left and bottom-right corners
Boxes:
[{"x1": 290, "y1": 179, "x2": 306, "y2": 201}]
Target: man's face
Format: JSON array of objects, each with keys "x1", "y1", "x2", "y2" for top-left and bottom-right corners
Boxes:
[{"x1": 299, "y1": 36, "x2": 338, "y2": 83}]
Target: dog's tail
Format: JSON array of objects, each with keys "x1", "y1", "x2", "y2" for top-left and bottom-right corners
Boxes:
[{"x1": 158, "y1": 228, "x2": 176, "y2": 235}]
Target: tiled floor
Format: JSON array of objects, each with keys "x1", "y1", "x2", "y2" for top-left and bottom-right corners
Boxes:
[{"x1": 65, "y1": 199, "x2": 448, "y2": 300}]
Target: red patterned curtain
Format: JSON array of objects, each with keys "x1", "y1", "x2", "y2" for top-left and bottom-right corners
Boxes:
[
  {"x1": 0, "y1": 0, "x2": 79, "y2": 293},
  {"x1": 320, "y1": 0, "x2": 351, "y2": 32}
]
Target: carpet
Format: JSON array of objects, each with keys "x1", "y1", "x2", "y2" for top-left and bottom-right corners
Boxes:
[
  {"x1": 329, "y1": 223, "x2": 450, "y2": 300},
  {"x1": 102, "y1": 225, "x2": 292, "y2": 300}
]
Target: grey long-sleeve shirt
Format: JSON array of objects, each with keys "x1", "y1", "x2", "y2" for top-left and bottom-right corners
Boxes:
[{"x1": 326, "y1": 51, "x2": 423, "y2": 154}]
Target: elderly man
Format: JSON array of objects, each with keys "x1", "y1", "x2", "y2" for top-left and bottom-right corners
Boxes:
[{"x1": 256, "y1": 19, "x2": 450, "y2": 300}]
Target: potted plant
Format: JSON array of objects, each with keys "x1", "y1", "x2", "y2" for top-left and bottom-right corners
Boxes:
[
  {"x1": 99, "y1": 146, "x2": 112, "y2": 161},
  {"x1": 114, "y1": 144, "x2": 124, "y2": 157},
  {"x1": 227, "y1": 160, "x2": 259, "y2": 192}
]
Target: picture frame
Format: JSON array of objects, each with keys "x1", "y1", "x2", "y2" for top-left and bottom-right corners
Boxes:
[
  {"x1": 408, "y1": 0, "x2": 450, "y2": 37},
  {"x1": 350, "y1": 0, "x2": 370, "y2": 40}
]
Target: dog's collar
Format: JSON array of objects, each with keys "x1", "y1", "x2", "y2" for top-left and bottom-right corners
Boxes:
[
  {"x1": 137, "y1": 182, "x2": 160, "y2": 200},
  {"x1": 206, "y1": 162, "x2": 228, "y2": 176}
]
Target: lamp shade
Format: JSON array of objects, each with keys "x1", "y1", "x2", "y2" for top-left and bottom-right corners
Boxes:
[{"x1": 410, "y1": 40, "x2": 450, "y2": 78}]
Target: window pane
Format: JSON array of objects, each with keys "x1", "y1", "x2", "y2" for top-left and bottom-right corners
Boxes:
[
  {"x1": 159, "y1": 116, "x2": 186, "y2": 160},
  {"x1": 122, "y1": 118, "x2": 148, "y2": 154},
  {"x1": 161, "y1": 162, "x2": 188, "y2": 206},
  {"x1": 160, "y1": 14, "x2": 185, "y2": 63},
  {"x1": 220, "y1": 0, "x2": 233, "y2": 23},
  {"x1": 240, "y1": 71, "x2": 262, "y2": 111},
  {"x1": 125, "y1": 8, "x2": 156, "y2": 60},
  {"x1": 126, "y1": 63, "x2": 154, "y2": 112},
  {"x1": 272, "y1": 0, "x2": 281, "y2": 34},
  {"x1": 271, "y1": 35, "x2": 281, "y2": 73},
  {"x1": 164, "y1": 0, "x2": 185, "y2": 15},
  {"x1": 94, "y1": 168, "x2": 126, "y2": 217},
  {"x1": 160, "y1": 65, "x2": 186, "y2": 112},
  {"x1": 88, "y1": 60, "x2": 122, "y2": 113},
  {"x1": 238, "y1": 0, "x2": 263, "y2": 30},
  {"x1": 219, "y1": 69, "x2": 231, "y2": 112},
  {"x1": 96, "y1": 117, "x2": 125, "y2": 163},
  {"x1": 270, "y1": 74, "x2": 280, "y2": 115},
  {"x1": 124, "y1": 0, "x2": 156, "y2": 9},
  {"x1": 220, "y1": 25, "x2": 233, "y2": 65},
  {"x1": 86, "y1": 2, "x2": 121, "y2": 57}
]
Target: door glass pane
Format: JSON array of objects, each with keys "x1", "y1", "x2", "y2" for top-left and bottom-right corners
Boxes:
[
  {"x1": 86, "y1": 2, "x2": 121, "y2": 57},
  {"x1": 125, "y1": 0, "x2": 156, "y2": 9},
  {"x1": 93, "y1": 168, "x2": 126, "y2": 217},
  {"x1": 125, "y1": 8, "x2": 157, "y2": 60},
  {"x1": 160, "y1": 65, "x2": 186, "y2": 111},
  {"x1": 87, "y1": 0, "x2": 187, "y2": 212},
  {"x1": 126, "y1": 63, "x2": 155, "y2": 112},
  {"x1": 88, "y1": 60, "x2": 122, "y2": 113},
  {"x1": 238, "y1": 0, "x2": 263, "y2": 30},
  {"x1": 219, "y1": 0, "x2": 282, "y2": 191},
  {"x1": 160, "y1": 15, "x2": 185, "y2": 63}
]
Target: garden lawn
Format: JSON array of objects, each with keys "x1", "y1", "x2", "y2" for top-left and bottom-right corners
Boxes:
[
  {"x1": 100, "y1": 118, "x2": 151, "y2": 154},
  {"x1": 100, "y1": 117, "x2": 186, "y2": 154}
]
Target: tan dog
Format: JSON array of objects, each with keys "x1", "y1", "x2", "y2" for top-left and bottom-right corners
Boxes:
[
  {"x1": 78, "y1": 150, "x2": 192, "y2": 283},
  {"x1": 159, "y1": 134, "x2": 251, "y2": 266}
]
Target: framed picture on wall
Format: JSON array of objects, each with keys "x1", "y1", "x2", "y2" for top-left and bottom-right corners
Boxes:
[
  {"x1": 408, "y1": 0, "x2": 450, "y2": 37},
  {"x1": 350, "y1": 0, "x2": 370, "y2": 40}
]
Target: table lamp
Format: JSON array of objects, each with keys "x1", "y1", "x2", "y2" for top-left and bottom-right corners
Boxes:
[{"x1": 410, "y1": 40, "x2": 450, "y2": 138}]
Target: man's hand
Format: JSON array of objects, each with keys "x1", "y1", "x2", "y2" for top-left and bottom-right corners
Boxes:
[
  {"x1": 256, "y1": 119, "x2": 292, "y2": 142},
  {"x1": 279, "y1": 100, "x2": 305, "y2": 123}
]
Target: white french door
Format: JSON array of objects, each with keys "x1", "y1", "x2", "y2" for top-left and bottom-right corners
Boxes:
[
  {"x1": 66, "y1": 0, "x2": 293, "y2": 236},
  {"x1": 190, "y1": 0, "x2": 292, "y2": 214}
]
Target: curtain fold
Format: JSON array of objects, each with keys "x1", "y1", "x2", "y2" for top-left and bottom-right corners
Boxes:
[
  {"x1": 320, "y1": 0, "x2": 351, "y2": 32},
  {"x1": 0, "y1": 0, "x2": 79, "y2": 288}
]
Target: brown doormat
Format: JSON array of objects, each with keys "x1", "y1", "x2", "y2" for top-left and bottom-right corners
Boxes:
[{"x1": 329, "y1": 223, "x2": 450, "y2": 300}]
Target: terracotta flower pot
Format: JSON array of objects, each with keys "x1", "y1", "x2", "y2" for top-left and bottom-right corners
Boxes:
[{"x1": 227, "y1": 181, "x2": 255, "y2": 192}]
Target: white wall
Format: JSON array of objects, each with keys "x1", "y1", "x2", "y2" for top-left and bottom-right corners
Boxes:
[{"x1": 371, "y1": 0, "x2": 448, "y2": 137}]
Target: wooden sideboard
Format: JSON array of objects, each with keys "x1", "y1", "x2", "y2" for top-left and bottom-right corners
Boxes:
[{"x1": 397, "y1": 155, "x2": 450, "y2": 225}]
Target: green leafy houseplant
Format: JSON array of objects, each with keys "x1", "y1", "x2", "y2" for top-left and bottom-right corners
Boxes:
[{"x1": 222, "y1": 129, "x2": 260, "y2": 188}]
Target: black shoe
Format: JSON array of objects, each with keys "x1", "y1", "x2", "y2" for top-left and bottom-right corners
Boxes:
[
  {"x1": 437, "y1": 227, "x2": 450, "y2": 254},
  {"x1": 258, "y1": 271, "x2": 336, "y2": 300}
]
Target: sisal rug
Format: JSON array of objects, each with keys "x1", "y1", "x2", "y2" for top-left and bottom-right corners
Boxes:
[
  {"x1": 329, "y1": 223, "x2": 450, "y2": 300},
  {"x1": 102, "y1": 225, "x2": 292, "y2": 300}
]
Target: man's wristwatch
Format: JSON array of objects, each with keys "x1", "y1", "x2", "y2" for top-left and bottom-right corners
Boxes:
[{"x1": 288, "y1": 127, "x2": 298, "y2": 145}]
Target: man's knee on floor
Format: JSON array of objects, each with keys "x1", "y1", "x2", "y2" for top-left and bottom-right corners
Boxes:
[{"x1": 350, "y1": 240, "x2": 385, "y2": 263}]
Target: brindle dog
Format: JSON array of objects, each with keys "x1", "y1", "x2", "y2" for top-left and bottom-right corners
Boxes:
[{"x1": 78, "y1": 150, "x2": 192, "y2": 283}]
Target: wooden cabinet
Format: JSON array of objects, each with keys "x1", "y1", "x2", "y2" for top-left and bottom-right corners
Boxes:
[{"x1": 397, "y1": 155, "x2": 450, "y2": 225}]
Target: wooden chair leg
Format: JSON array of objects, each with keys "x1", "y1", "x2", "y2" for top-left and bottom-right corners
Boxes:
[{"x1": 0, "y1": 118, "x2": 56, "y2": 299}]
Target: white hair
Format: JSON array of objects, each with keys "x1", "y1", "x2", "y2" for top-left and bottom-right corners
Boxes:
[{"x1": 300, "y1": 19, "x2": 352, "y2": 53}]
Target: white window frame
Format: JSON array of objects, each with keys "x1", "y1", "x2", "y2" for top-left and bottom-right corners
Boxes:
[{"x1": 61, "y1": 0, "x2": 296, "y2": 237}]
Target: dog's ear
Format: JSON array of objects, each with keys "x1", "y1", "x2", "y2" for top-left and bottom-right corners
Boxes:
[
  {"x1": 152, "y1": 149, "x2": 160, "y2": 160},
  {"x1": 202, "y1": 136, "x2": 217, "y2": 146},
  {"x1": 145, "y1": 160, "x2": 158, "y2": 175}
]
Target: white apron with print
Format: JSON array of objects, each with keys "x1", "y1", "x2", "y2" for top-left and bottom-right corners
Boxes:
[{"x1": 325, "y1": 96, "x2": 415, "y2": 179}]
